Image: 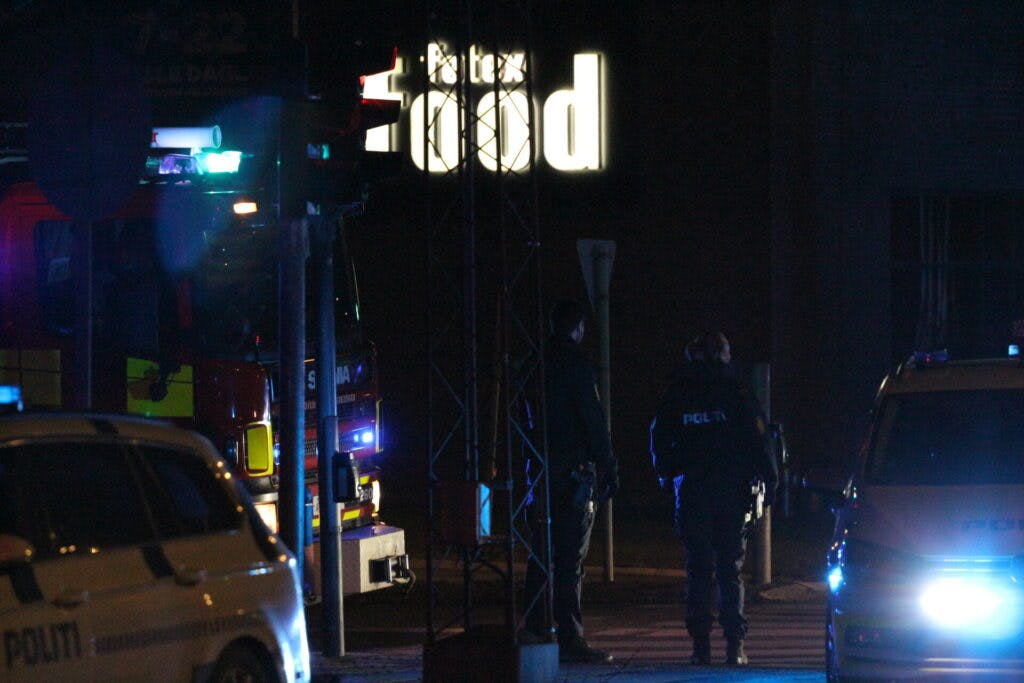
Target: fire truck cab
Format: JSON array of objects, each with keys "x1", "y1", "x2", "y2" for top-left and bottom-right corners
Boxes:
[{"x1": 0, "y1": 123, "x2": 406, "y2": 597}]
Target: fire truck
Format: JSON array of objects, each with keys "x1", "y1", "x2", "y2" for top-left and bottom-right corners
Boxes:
[{"x1": 0, "y1": 121, "x2": 408, "y2": 595}]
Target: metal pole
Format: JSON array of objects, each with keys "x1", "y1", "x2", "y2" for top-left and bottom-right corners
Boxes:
[
  {"x1": 758, "y1": 508, "x2": 772, "y2": 586},
  {"x1": 314, "y1": 215, "x2": 344, "y2": 657},
  {"x1": 278, "y1": 217, "x2": 307, "y2": 598},
  {"x1": 457, "y1": 8, "x2": 480, "y2": 630},
  {"x1": 751, "y1": 362, "x2": 772, "y2": 587},
  {"x1": 74, "y1": 220, "x2": 93, "y2": 409},
  {"x1": 594, "y1": 245, "x2": 614, "y2": 583}
]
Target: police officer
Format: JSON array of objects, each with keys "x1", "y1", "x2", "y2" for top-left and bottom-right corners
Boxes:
[
  {"x1": 524, "y1": 300, "x2": 618, "y2": 664},
  {"x1": 650, "y1": 331, "x2": 777, "y2": 666}
]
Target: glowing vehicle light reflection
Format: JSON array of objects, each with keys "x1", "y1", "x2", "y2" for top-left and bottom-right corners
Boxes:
[
  {"x1": 827, "y1": 566, "x2": 844, "y2": 593},
  {"x1": 919, "y1": 578, "x2": 1004, "y2": 628}
]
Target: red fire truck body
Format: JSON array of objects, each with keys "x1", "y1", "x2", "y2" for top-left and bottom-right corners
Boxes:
[{"x1": 0, "y1": 171, "x2": 405, "y2": 595}]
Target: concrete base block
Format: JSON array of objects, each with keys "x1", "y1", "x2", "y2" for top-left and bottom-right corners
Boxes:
[{"x1": 423, "y1": 625, "x2": 558, "y2": 682}]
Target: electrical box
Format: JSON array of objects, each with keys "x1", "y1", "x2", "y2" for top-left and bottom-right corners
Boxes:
[{"x1": 436, "y1": 481, "x2": 491, "y2": 546}]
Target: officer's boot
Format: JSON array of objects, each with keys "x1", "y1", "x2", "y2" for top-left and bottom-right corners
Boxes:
[
  {"x1": 689, "y1": 636, "x2": 711, "y2": 665},
  {"x1": 725, "y1": 639, "x2": 748, "y2": 666}
]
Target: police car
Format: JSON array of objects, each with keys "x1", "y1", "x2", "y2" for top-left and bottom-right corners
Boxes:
[
  {"x1": 824, "y1": 351, "x2": 1024, "y2": 681},
  {"x1": 0, "y1": 405, "x2": 310, "y2": 682}
]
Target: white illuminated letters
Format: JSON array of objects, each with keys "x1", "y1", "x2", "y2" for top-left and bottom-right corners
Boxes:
[
  {"x1": 375, "y1": 43, "x2": 605, "y2": 173},
  {"x1": 410, "y1": 91, "x2": 461, "y2": 172},
  {"x1": 543, "y1": 53, "x2": 602, "y2": 171},
  {"x1": 426, "y1": 42, "x2": 459, "y2": 85},
  {"x1": 477, "y1": 91, "x2": 531, "y2": 171},
  {"x1": 468, "y1": 44, "x2": 526, "y2": 84}
]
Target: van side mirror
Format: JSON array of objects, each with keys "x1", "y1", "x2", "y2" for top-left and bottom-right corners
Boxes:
[{"x1": 333, "y1": 451, "x2": 359, "y2": 503}]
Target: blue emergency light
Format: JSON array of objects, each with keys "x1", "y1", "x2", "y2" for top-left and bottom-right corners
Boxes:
[
  {"x1": 0, "y1": 385, "x2": 23, "y2": 412},
  {"x1": 148, "y1": 150, "x2": 242, "y2": 175},
  {"x1": 827, "y1": 566, "x2": 844, "y2": 593},
  {"x1": 1009, "y1": 344, "x2": 1020, "y2": 357},
  {"x1": 350, "y1": 428, "x2": 375, "y2": 447},
  {"x1": 147, "y1": 125, "x2": 242, "y2": 176}
]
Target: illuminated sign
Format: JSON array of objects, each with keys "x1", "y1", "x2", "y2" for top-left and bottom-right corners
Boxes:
[{"x1": 363, "y1": 43, "x2": 605, "y2": 173}]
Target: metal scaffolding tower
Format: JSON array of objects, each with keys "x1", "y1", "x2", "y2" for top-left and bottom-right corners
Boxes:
[{"x1": 422, "y1": 1, "x2": 554, "y2": 678}]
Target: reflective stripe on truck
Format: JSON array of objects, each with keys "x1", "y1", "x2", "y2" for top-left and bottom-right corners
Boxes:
[{"x1": 126, "y1": 358, "x2": 193, "y2": 417}]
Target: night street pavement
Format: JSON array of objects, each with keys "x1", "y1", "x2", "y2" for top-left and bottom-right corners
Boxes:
[{"x1": 306, "y1": 566, "x2": 828, "y2": 682}]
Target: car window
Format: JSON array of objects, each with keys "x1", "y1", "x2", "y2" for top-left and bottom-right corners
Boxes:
[
  {"x1": 869, "y1": 389, "x2": 1024, "y2": 485},
  {"x1": 0, "y1": 441, "x2": 155, "y2": 559},
  {"x1": 135, "y1": 445, "x2": 242, "y2": 538}
]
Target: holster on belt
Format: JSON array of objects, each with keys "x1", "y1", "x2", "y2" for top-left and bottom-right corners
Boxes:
[
  {"x1": 744, "y1": 480, "x2": 767, "y2": 527},
  {"x1": 570, "y1": 462, "x2": 597, "y2": 510}
]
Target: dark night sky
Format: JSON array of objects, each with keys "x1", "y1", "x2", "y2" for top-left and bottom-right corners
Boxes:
[
  {"x1": 7, "y1": 1, "x2": 1024, "y2": 509},
  {"x1": 0, "y1": 1, "x2": 772, "y2": 507},
  {"x1": 341, "y1": 2, "x2": 772, "y2": 506},
  {"x1": 354, "y1": 1, "x2": 1024, "y2": 506},
  {"x1": 3, "y1": 1, "x2": 765, "y2": 507}
]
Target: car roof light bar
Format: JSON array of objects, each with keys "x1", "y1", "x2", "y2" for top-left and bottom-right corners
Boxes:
[{"x1": 151, "y1": 126, "x2": 222, "y2": 150}]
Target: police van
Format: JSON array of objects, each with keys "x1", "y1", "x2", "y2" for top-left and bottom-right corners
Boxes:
[
  {"x1": 0, "y1": 405, "x2": 311, "y2": 682},
  {"x1": 823, "y1": 352, "x2": 1024, "y2": 681}
]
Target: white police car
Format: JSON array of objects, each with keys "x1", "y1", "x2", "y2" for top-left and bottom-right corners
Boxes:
[
  {"x1": 0, "y1": 410, "x2": 310, "y2": 682},
  {"x1": 823, "y1": 352, "x2": 1024, "y2": 681}
]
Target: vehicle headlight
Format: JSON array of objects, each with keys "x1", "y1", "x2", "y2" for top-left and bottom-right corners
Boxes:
[
  {"x1": 919, "y1": 578, "x2": 1003, "y2": 628},
  {"x1": 370, "y1": 479, "x2": 381, "y2": 513},
  {"x1": 827, "y1": 566, "x2": 844, "y2": 593},
  {"x1": 255, "y1": 501, "x2": 279, "y2": 533},
  {"x1": 917, "y1": 581, "x2": 1019, "y2": 638}
]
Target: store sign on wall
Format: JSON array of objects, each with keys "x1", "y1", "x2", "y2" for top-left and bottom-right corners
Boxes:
[{"x1": 363, "y1": 43, "x2": 606, "y2": 173}]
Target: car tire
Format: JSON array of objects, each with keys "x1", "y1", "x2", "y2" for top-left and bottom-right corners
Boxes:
[{"x1": 211, "y1": 643, "x2": 277, "y2": 683}]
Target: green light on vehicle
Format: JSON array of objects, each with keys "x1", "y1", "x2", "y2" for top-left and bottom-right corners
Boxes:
[
  {"x1": 197, "y1": 150, "x2": 242, "y2": 174},
  {"x1": 306, "y1": 143, "x2": 330, "y2": 161}
]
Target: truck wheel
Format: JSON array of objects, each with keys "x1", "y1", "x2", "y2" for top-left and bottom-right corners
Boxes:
[{"x1": 211, "y1": 643, "x2": 276, "y2": 683}]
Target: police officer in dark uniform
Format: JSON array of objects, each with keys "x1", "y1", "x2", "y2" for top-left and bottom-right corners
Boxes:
[
  {"x1": 649, "y1": 331, "x2": 777, "y2": 666},
  {"x1": 524, "y1": 300, "x2": 618, "y2": 664}
]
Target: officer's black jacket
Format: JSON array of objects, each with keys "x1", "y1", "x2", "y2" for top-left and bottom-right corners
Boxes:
[
  {"x1": 544, "y1": 335, "x2": 617, "y2": 488},
  {"x1": 650, "y1": 360, "x2": 778, "y2": 509}
]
